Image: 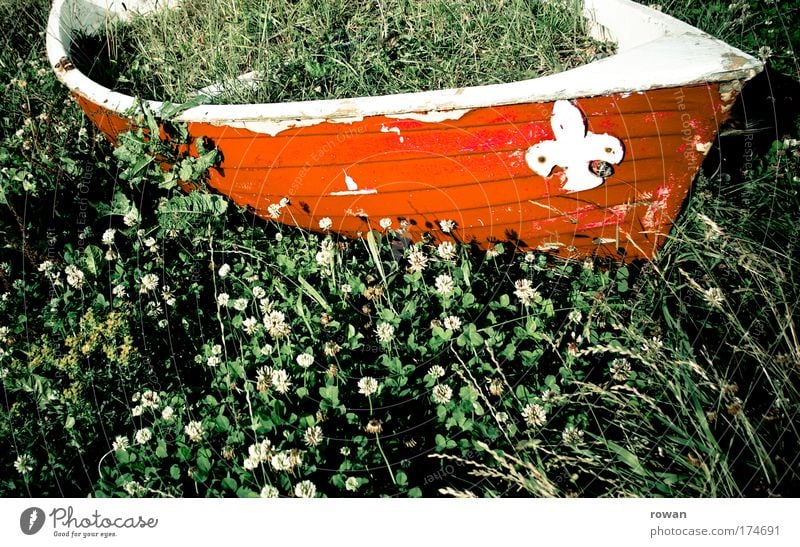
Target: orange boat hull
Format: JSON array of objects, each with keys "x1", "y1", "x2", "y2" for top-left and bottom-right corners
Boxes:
[{"x1": 76, "y1": 83, "x2": 735, "y2": 260}]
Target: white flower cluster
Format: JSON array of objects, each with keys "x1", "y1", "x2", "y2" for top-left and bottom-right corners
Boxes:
[
  {"x1": 64, "y1": 265, "x2": 84, "y2": 289},
  {"x1": 375, "y1": 322, "x2": 395, "y2": 344},
  {"x1": 513, "y1": 279, "x2": 540, "y2": 307},
  {"x1": 432, "y1": 384, "x2": 453, "y2": 404},
  {"x1": 184, "y1": 420, "x2": 205, "y2": 443},
  {"x1": 522, "y1": 403, "x2": 547, "y2": 427},
  {"x1": 263, "y1": 310, "x2": 291, "y2": 339},
  {"x1": 406, "y1": 246, "x2": 428, "y2": 273},
  {"x1": 296, "y1": 353, "x2": 314, "y2": 369},
  {"x1": 358, "y1": 376, "x2": 379, "y2": 397},
  {"x1": 303, "y1": 425, "x2": 324, "y2": 447},
  {"x1": 243, "y1": 439, "x2": 274, "y2": 470}
]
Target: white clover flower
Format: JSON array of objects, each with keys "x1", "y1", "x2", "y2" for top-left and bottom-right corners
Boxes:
[
  {"x1": 271, "y1": 369, "x2": 292, "y2": 394},
  {"x1": 245, "y1": 439, "x2": 273, "y2": 469},
  {"x1": 443, "y1": 316, "x2": 462, "y2": 331},
  {"x1": 296, "y1": 353, "x2": 314, "y2": 369},
  {"x1": 207, "y1": 355, "x2": 220, "y2": 367},
  {"x1": 375, "y1": 322, "x2": 395, "y2": 344},
  {"x1": 259, "y1": 298, "x2": 274, "y2": 315},
  {"x1": 143, "y1": 237, "x2": 158, "y2": 254},
  {"x1": 211, "y1": 344, "x2": 222, "y2": 355},
  {"x1": 270, "y1": 451, "x2": 293, "y2": 471},
  {"x1": 513, "y1": 279, "x2": 540, "y2": 307},
  {"x1": 184, "y1": 420, "x2": 205, "y2": 443},
  {"x1": 131, "y1": 405, "x2": 143, "y2": 417},
  {"x1": 263, "y1": 310, "x2": 291, "y2": 339},
  {"x1": 260, "y1": 485, "x2": 279, "y2": 498},
  {"x1": 140, "y1": 390, "x2": 160, "y2": 409},
  {"x1": 345, "y1": 476, "x2": 360, "y2": 492},
  {"x1": 37, "y1": 260, "x2": 55, "y2": 274},
  {"x1": 134, "y1": 428, "x2": 152, "y2": 444},
  {"x1": 218, "y1": 263, "x2": 231, "y2": 278},
  {"x1": 303, "y1": 425, "x2": 324, "y2": 447},
  {"x1": 407, "y1": 246, "x2": 429, "y2": 273},
  {"x1": 340, "y1": 446, "x2": 351, "y2": 456},
  {"x1": 0, "y1": 368, "x2": 8, "y2": 379},
  {"x1": 524, "y1": 252, "x2": 536, "y2": 263},
  {"x1": 562, "y1": 425, "x2": 584, "y2": 446},
  {"x1": 439, "y1": 219, "x2": 456, "y2": 233},
  {"x1": 0, "y1": 326, "x2": 9, "y2": 344},
  {"x1": 260, "y1": 344, "x2": 273, "y2": 356},
  {"x1": 609, "y1": 358, "x2": 631, "y2": 382},
  {"x1": 432, "y1": 384, "x2": 453, "y2": 405},
  {"x1": 267, "y1": 203, "x2": 282, "y2": 219},
  {"x1": 427, "y1": 365, "x2": 446, "y2": 379},
  {"x1": 122, "y1": 207, "x2": 139, "y2": 227},
  {"x1": 434, "y1": 274, "x2": 455, "y2": 297},
  {"x1": 233, "y1": 298, "x2": 249, "y2": 311},
  {"x1": 252, "y1": 286, "x2": 266, "y2": 300},
  {"x1": 437, "y1": 241, "x2": 457, "y2": 260},
  {"x1": 522, "y1": 403, "x2": 547, "y2": 427},
  {"x1": 112, "y1": 284, "x2": 127, "y2": 299},
  {"x1": 567, "y1": 310, "x2": 582, "y2": 324},
  {"x1": 255, "y1": 366, "x2": 273, "y2": 392},
  {"x1": 340, "y1": 283, "x2": 352, "y2": 295},
  {"x1": 105, "y1": 249, "x2": 117, "y2": 262},
  {"x1": 319, "y1": 217, "x2": 333, "y2": 230},
  {"x1": 243, "y1": 316, "x2": 259, "y2": 335},
  {"x1": 495, "y1": 412, "x2": 509, "y2": 424},
  {"x1": 112, "y1": 435, "x2": 129, "y2": 452},
  {"x1": 161, "y1": 406, "x2": 174, "y2": 421},
  {"x1": 294, "y1": 480, "x2": 317, "y2": 498},
  {"x1": 101, "y1": 228, "x2": 116, "y2": 246},
  {"x1": 315, "y1": 249, "x2": 333, "y2": 266},
  {"x1": 123, "y1": 481, "x2": 144, "y2": 496},
  {"x1": 65, "y1": 265, "x2": 85, "y2": 289},
  {"x1": 357, "y1": 376, "x2": 379, "y2": 397},
  {"x1": 216, "y1": 293, "x2": 230, "y2": 307},
  {"x1": 541, "y1": 389, "x2": 557, "y2": 403},
  {"x1": 13, "y1": 454, "x2": 34, "y2": 475},
  {"x1": 139, "y1": 273, "x2": 159, "y2": 293},
  {"x1": 379, "y1": 218, "x2": 392, "y2": 230}
]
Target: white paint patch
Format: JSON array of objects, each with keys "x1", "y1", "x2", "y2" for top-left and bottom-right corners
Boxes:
[
  {"x1": 224, "y1": 115, "x2": 365, "y2": 136},
  {"x1": 344, "y1": 171, "x2": 358, "y2": 191},
  {"x1": 695, "y1": 141, "x2": 712, "y2": 153},
  {"x1": 525, "y1": 100, "x2": 624, "y2": 193},
  {"x1": 330, "y1": 189, "x2": 378, "y2": 196},
  {"x1": 388, "y1": 109, "x2": 471, "y2": 123},
  {"x1": 380, "y1": 125, "x2": 402, "y2": 135},
  {"x1": 331, "y1": 171, "x2": 377, "y2": 196}
]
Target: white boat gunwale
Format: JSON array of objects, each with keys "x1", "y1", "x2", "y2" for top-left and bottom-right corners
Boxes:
[{"x1": 46, "y1": 0, "x2": 763, "y2": 132}]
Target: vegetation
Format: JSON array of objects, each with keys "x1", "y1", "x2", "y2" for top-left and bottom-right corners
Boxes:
[
  {"x1": 0, "y1": 0, "x2": 798, "y2": 497},
  {"x1": 74, "y1": 0, "x2": 612, "y2": 103}
]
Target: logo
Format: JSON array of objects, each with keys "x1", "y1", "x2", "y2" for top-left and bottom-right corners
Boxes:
[{"x1": 20, "y1": 507, "x2": 45, "y2": 535}]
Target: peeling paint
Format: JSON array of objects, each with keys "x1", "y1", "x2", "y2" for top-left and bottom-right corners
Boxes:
[
  {"x1": 695, "y1": 141, "x2": 712, "y2": 153},
  {"x1": 225, "y1": 115, "x2": 365, "y2": 136},
  {"x1": 331, "y1": 171, "x2": 378, "y2": 196},
  {"x1": 388, "y1": 109, "x2": 471, "y2": 123}
]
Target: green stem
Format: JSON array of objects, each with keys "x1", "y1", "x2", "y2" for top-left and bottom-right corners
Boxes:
[{"x1": 375, "y1": 433, "x2": 396, "y2": 486}]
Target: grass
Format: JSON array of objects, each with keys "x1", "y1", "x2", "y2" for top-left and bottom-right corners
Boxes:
[
  {"x1": 76, "y1": 0, "x2": 612, "y2": 103},
  {"x1": 0, "y1": 0, "x2": 798, "y2": 498}
]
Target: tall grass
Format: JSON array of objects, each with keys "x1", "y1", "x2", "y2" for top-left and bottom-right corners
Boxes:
[{"x1": 79, "y1": 0, "x2": 612, "y2": 103}]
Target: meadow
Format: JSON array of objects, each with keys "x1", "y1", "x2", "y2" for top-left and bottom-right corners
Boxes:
[{"x1": 0, "y1": 0, "x2": 798, "y2": 497}]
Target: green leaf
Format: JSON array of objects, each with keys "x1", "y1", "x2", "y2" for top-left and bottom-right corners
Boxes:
[
  {"x1": 197, "y1": 455, "x2": 211, "y2": 473},
  {"x1": 170, "y1": 465, "x2": 181, "y2": 480},
  {"x1": 64, "y1": 416, "x2": 75, "y2": 429},
  {"x1": 319, "y1": 385, "x2": 339, "y2": 405},
  {"x1": 298, "y1": 276, "x2": 330, "y2": 311},
  {"x1": 83, "y1": 245, "x2": 103, "y2": 276},
  {"x1": 155, "y1": 442, "x2": 168, "y2": 459},
  {"x1": 221, "y1": 477, "x2": 238, "y2": 492},
  {"x1": 395, "y1": 471, "x2": 408, "y2": 486}
]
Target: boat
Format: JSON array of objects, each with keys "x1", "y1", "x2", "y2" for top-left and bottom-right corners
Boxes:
[{"x1": 46, "y1": 0, "x2": 763, "y2": 260}]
